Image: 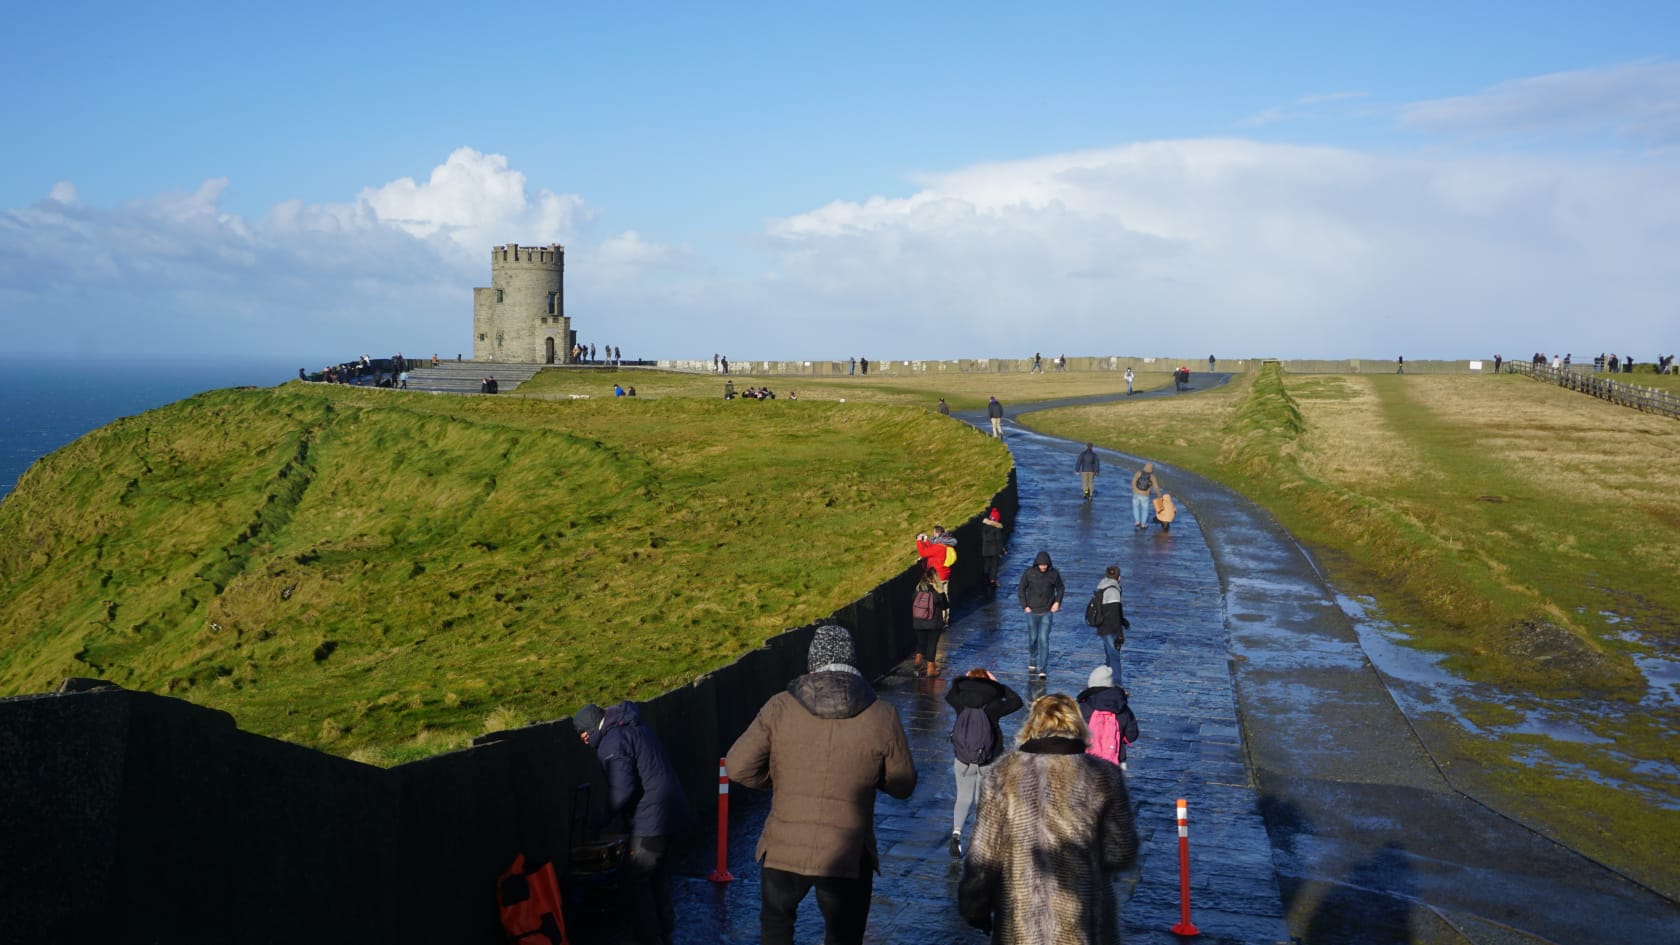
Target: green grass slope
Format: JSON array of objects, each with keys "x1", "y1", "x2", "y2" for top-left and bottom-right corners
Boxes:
[{"x1": 0, "y1": 381, "x2": 1010, "y2": 764}]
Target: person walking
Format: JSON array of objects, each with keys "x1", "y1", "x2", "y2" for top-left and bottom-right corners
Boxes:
[
  {"x1": 572, "y1": 701, "x2": 691, "y2": 945},
  {"x1": 1092, "y1": 565, "x2": 1130, "y2": 679},
  {"x1": 1124, "y1": 366, "x2": 1135, "y2": 395},
  {"x1": 1130, "y1": 463, "x2": 1160, "y2": 532},
  {"x1": 1396, "y1": 355, "x2": 1405, "y2": 374},
  {"x1": 1016, "y1": 551, "x2": 1064, "y2": 679},
  {"x1": 937, "y1": 398, "x2": 950, "y2": 416},
  {"x1": 1075, "y1": 442, "x2": 1100, "y2": 500},
  {"x1": 725, "y1": 625, "x2": 917, "y2": 945},
  {"x1": 958, "y1": 694, "x2": 1138, "y2": 943},
  {"x1": 1209, "y1": 354, "x2": 1216, "y2": 372},
  {"x1": 945, "y1": 668, "x2": 1024, "y2": 857},
  {"x1": 979, "y1": 507, "x2": 1007, "y2": 589},
  {"x1": 1078, "y1": 665, "x2": 1140, "y2": 771},
  {"x1": 910, "y1": 568, "x2": 949, "y2": 678},
  {"x1": 987, "y1": 396, "x2": 1004, "y2": 437}
]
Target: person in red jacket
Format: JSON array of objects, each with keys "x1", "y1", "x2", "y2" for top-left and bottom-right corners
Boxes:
[{"x1": 916, "y1": 533, "x2": 954, "y2": 589}]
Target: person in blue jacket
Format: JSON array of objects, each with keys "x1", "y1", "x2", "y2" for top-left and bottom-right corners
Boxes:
[{"x1": 574, "y1": 701, "x2": 691, "y2": 945}]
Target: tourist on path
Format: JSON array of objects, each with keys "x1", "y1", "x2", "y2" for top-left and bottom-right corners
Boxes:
[
  {"x1": 1075, "y1": 442, "x2": 1100, "y2": 500},
  {"x1": 916, "y1": 531, "x2": 954, "y2": 594},
  {"x1": 725, "y1": 625, "x2": 917, "y2": 945},
  {"x1": 1092, "y1": 565, "x2": 1129, "y2": 679},
  {"x1": 979, "y1": 507, "x2": 1007, "y2": 589},
  {"x1": 937, "y1": 398, "x2": 950, "y2": 416},
  {"x1": 573, "y1": 701, "x2": 690, "y2": 945},
  {"x1": 1130, "y1": 463, "x2": 1159, "y2": 532},
  {"x1": 946, "y1": 668, "x2": 1024, "y2": 856},
  {"x1": 1124, "y1": 366, "x2": 1134, "y2": 395},
  {"x1": 987, "y1": 396, "x2": 1004, "y2": 438},
  {"x1": 1016, "y1": 551, "x2": 1064, "y2": 679},
  {"x1": 1078, "y1": 665, "x2": 1140, "y2": 771},
  {"x1": 910, "y1": 568, "x2": 949, "y2": 678},
  {"x1": 958, "y1": 694, "x2": 1138, "y2": 943}
]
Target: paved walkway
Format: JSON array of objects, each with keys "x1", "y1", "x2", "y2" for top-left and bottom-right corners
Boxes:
[{"x1": 660, "y1": 388, "x2": 1293, "y2": 944}]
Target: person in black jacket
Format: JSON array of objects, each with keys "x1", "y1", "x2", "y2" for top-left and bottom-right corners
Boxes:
[
  {"x1": 979, "y1": 507, "x2": 1006, "y2": 589},
  {"x1": 574, "y1": 701, "x2": 691, "y2": 945},
  {"x1": 1016, "y1": 550, "x2": 1064, "y2": 679},
  {"x1": 1093, "y1": 565, "x2": 1130, "y2": 681},
  {"x1": 946, "y1": 668, "x2": 1024, "y2": 856}
]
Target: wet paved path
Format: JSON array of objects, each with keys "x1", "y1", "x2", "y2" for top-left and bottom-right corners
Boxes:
[
  {"x1": 663, "y1": 385, "x2": 1293, "y2": 944},
  {"x1": 648, "y1": 382, "x2": 1680, "y2": 944}
]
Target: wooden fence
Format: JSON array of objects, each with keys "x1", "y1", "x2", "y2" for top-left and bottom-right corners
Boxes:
[{"x1": 1508, "y1": 362, "x2": 1680, "y2": 420}]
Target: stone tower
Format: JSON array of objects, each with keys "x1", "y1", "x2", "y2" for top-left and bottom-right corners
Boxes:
[{"x1": 472, "y1": 243, "x2": 572, "y2": 363}]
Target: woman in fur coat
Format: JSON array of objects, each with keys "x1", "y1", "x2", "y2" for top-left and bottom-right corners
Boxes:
[{"x1": 958, "y1": 694, "x2": 1138, "y2": 944}]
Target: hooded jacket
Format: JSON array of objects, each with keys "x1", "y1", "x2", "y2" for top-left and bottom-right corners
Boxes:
[
  {"x1": 980, "y1": 516, "x2": 1006, "y2": 556},
  {"x1": 725, "y1": 669, "x2": 917, "y2": 878},
  {"x1": 944, "y1": 676, "x2": 1025, "y2": 761},
  {"x1": 594, "y1": 701, "x2": 692, "y2": 838},
  {"x1": 957, "y1": 736, "x2": 1138, "y2": 943},
  {"x1": 1016, "y1": 551, "x2": 1064, "y2": 612},
  {"x1": 1076, "y1": 686, "x2": 1140, "y2": 763},
  {"x1": 1094, "y1": 576, "x2": 1126, "y2": 640}
]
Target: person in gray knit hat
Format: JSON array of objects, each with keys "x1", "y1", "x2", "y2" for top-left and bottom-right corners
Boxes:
[{"x1": 726, "y1": 625, "x2": 917, "y2": 945}]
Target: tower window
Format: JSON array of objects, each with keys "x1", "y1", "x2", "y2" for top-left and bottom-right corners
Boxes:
[
  {"x1": 547, "y1": 292, "x2": 557, "y2": 314},
  {"x1": 496, "y1": 289, "x2": 504, "y2": 303}
]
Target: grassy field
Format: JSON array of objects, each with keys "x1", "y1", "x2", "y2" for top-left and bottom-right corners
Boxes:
[
  {"x1": 0, "y1": 381, "x2": 1011, "y2": 764},
  {"x1": 517, "y1": 363, "x2": 1175, "y2": 410},
  {"x1": 1025, "y1": 365, "x2": 1680, "y2": 896}
]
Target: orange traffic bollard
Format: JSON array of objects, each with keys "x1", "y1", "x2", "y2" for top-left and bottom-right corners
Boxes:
[
  {"x1": 1171, "y1": 797, "x2": 1200, "y2": 936},
  {"x1": 709, "y1": 758, "x2": 735, "y2": 883}
]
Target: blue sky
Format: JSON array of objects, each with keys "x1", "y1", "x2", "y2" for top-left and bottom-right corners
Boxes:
[{"x1": 3, "y1": 1, "x2": 1677, "y2": 363}]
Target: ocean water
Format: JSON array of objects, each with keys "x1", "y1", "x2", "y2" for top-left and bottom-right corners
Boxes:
[{"x1": 0, "y1": 357, "x2": 304, "y2": 501}]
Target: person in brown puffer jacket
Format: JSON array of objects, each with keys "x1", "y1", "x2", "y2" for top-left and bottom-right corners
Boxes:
[
  {"x1": 958, "y1": 693, "x2": 1137, "y2": 944},
  {"x1": 725, "y1": 625, "x2": 918, "y2": 945}
]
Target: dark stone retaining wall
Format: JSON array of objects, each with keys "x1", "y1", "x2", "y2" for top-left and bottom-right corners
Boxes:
[{"x1": 0, "y1": 467, "x2": 1017, "y2": 945}]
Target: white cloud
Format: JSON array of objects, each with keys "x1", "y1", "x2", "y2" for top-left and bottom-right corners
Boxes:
[
  {"x1": 3, "y1": 137, "x2": 1676, "y2": 364},
  {"x1": 1238, "y1": 91, "x2": 1369, "y2": 128},
  {"x1": 1400, "y1": 60, "x2": 1680, "y2": 145}
]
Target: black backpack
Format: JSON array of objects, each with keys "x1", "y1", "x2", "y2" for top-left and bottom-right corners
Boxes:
[
  {"x1": 1084, "y1": 589, "x2": 1106, "y2": 627},
  {"x1": 950, "y1": 706, "x2": 997, "y2": 765},
  {"x1": 911, "y1": 587, "x2": 938, "y2": 622}
]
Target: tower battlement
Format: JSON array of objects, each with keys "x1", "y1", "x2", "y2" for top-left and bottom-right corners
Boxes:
[{"x1": 492, "y1": 242, "x2": 565, "y2": 267}]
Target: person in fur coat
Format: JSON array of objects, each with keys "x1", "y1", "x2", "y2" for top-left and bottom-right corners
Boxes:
[{"x1": 958, "y1": 694, "x2": 1138, "y2": 943}]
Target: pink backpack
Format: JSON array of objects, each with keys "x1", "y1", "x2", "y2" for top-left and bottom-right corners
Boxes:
[{"x1": 1086, "y1": 710, "x2": 1123, "y2": 766}]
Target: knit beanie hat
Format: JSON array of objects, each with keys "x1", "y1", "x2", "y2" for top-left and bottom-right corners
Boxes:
[
  {"x1": 1088, "y1": 665, "x2": 1114, "y2": 689},
  {"x1": 572, "y1": 703, "x2": 605, "y2": 735},
  {"x1": 989, "y1": 507, "x2": 1001, "y2": 521},
  {"x1": 808, "y1": 625, "x2": 857, "y2": 671}
]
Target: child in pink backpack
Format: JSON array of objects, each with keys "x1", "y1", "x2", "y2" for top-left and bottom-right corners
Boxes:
[{"x1": 1078, "y1": 665, "x2": 1139, "y2": 770}]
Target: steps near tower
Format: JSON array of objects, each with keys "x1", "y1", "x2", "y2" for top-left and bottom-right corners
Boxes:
[{"x1": 402, "y1": 361, "x2": 548, "y2": 394}]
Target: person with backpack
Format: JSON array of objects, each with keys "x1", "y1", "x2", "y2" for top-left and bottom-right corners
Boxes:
[
  {"x1": 1074, "y1": 442, "x2": 1099, "y2": 500},
  {"x1": 1078, "y1": 665, "x2": 1140, "y2": 771},
  {"x1": 945, "y1": 668, "x2": 1024, "y2": 856},
  {"x1": 979, "y1": 507, "x2": 1007, "y2": 589},
  {"x1": 1130, "y1": 463, "x2": 1160, "y2": 531},
  {"x1": 1085, "y1": 565, "x2": 1130, "y2": 679},
  {"x1": 1016, "y1": 550, "x2": 1064, "y2": 679},
  {"x1": 910, "y1": 568, "x2": 949, "y2": 678}
]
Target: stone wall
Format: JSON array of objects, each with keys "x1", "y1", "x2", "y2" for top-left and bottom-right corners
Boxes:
[{"x1": 657, "y1": 356, "x2": 1488, "y2": 375}]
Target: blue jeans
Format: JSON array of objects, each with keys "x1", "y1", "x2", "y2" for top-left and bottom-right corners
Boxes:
[
  {"x1": 1025, "y1": 611, "x2": 1053, "y2": 670},
  {"x1": 1100, "y1": 634, "x2": 1124, "y2": 683},
  {"x1": 1132, "y1": 492, "x2": 1151, "y2": 527}
]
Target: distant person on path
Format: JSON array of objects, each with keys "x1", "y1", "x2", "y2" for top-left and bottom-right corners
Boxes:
[
  {"x1": 1091, "y1": 565, "x2": 1130, "y2": 679},
  {"x1": 573, "y1": 701, "x2": 691, "y2": 945},
  {"x1": 958, "y1": 694, "x2": 1138, "y2": 942},
  {"x1": 1075, "y1": 442, "x2": 1099, "y2": 500},
  {"x1": 1130, "y1": 463, "x2": 1159, "y2": 531},
  {"x1": 726, "y1": 625, "x2": 917, "y2": 945},
  {"x1": 1209, "y1": 354, "x2": 1216, "y2": 372},
  {"x1": 980, "y1": 507, "x2": 1007, "y2": 589},
  {"x1": 987, "y1": 396, "x2": 1004, "y2": 437},
  {"x1": 860, "y1": 356, "x2": 869, "y2": 375},
  {"x1": 1493, "y1": 354, "x2": 1502, "y2": 374},
  {"x1": 1016, "y1": 551, "x2": 1064, "y2": 679},
  {"x1": 1124, "y1": 366, "x2": 1135, "y2": 395},
  {"x1": 398, "y1": 370, "x2": 409, "y2": 389},
  {"x1": 1078, "y1": 666, "x2": 1140, "y2": 771},
  {"x1": 849, "y1": 356, "x2": 856, "y2": 375},
  {"x1": 1056, "y1": 353, "x2": 1067, "y2": 372},
  {"x1": 1396, "y1": 355, "x2": 1405, "y2": 374},
  {"x1": 1032, "y1": 352, "x2": 1043, "y2": 373},
  {"x1": 910, "y1": 568, "x2": 949, "y2": 678},
  {"x1": 937, "y1": 398, "x2": 950, "y2": 416},
  {"x1": 945, "y1": 668, "x2": 1024, "y2": 857},
  {"x1": 722, "y1": 356, "x2": 730, "y2": 375}
]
